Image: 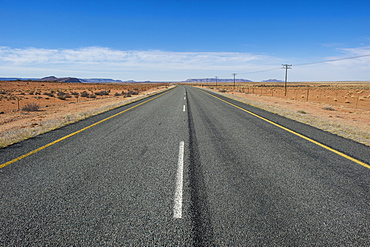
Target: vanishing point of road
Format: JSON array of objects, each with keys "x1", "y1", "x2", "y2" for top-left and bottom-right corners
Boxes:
[{"x1": 1, "y1": 85, "x2": 369, "y2": 245}]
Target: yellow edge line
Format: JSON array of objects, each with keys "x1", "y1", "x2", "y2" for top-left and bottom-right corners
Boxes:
[
  {"x1": 200, "y1": 89, "x2": 370, "y2": 170},
  {"x1": 0, "y1": 89, "x2": 173, "y2": 169}
]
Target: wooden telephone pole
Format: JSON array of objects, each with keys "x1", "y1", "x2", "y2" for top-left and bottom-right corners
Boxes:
[
  {"x1": 232, "y1": 73, "x2": 237, "y2": 89},
  {"x1": 282, "y1": 64, "x2": 292, "y2": 96}
]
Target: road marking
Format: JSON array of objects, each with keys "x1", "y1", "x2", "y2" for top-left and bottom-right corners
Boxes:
[
  {"x1": 174, "y1": 141, "x2": 185, "y2": 218},
  {"x1": 184, "y1": 97, "x2": 186, "y2": 100},
  {"x1": 0, "y1": 89, "x2": 173, "y2": 169},
  {"x1": 200, "y1": 89, "x2": 370, "y2": 170},
  {"x1": 183, "y1": 105, "x2": 186, "y2": 112}
]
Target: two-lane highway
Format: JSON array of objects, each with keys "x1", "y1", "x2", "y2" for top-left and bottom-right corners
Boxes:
[
  {"x1": 1, "y1": 88, "x2": 192, "y2": 245},
  {"x1": 1, "y1": 85, "x2": 369, "y2": 245},
  {"x1": 185, "y1": 86, "x2": 369, "y2": 245}
]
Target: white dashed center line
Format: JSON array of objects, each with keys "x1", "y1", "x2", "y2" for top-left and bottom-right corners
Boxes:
[{"x1": 174, "y1": 141, "x2": 185, "y2": 218}]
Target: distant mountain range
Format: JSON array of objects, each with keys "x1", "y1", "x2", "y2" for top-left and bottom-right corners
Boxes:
[
  {"x1": 185, "y1": 78, "x2": 253, "y2": 82},
  {"x1": 0, "y1": 76, "x2": 123, "y2": 83},
  {"x1": 0, "y1": 77, "x2": 285, "y2": 83},
  {"x1": 0, "y1": 78, "x2": 36, "y2": 81},
  {"x1": 184, "y1": 78, "x2": 286, "y2": 83},
  {"x1": 80, "y1": 78, "x2": 124, "y2": 83},
  {"x1": 39, "y1": 76, "x2": 82, "y2": 83},
  {"x1": 262, "y1": 79, "x2": 283, "y2": 82}
]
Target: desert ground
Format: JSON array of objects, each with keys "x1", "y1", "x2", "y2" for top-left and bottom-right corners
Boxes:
[
  {"x1": 0, "y1": 81, "x2": 170, "y2": 147},
  {"x1": 195, "y1": 81, "x2": 370, "y2": 146},
  {"x1": 1, "y1": 81, "x2": 369, "y2": 148}
]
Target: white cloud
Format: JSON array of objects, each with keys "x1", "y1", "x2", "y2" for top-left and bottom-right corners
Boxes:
[
  {"x1": 0, "y1": 46, "x2": 268, "y2": 67},
  {"x1": 0, "y1": 46, "x2": 369, "y2": 81},
  {"x1": 310, "y1": 46, "x2": 370, "y2": 80}
]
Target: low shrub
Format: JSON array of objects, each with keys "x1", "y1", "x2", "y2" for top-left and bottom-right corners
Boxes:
[
  {"x1": 80, "y1": 91, "x2": 89, "y2": 97},
  {"x1": 57, "y1": 92, "x2": 67, "y2": 100},
  {"x1": 22, "y1": 102, "x2": 39, "y2": 111},
  {"x1": 95, "y1": 90, "x2": 109, "y2": 96},
  {"x1": 128, "y1": 90, "x2": 138, "y2": 95},
  {"x1": 322, "y1": 105, "x2": 335, "y2": 111},
  {"x1": 43, "y1": 92, "x2": 54, "y2": 97}
]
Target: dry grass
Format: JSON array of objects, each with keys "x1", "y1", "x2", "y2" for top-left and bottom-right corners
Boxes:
[
  {"x1": 0, "y1": 81, "x2": 169, "y2": 114},
  {"x1": 199, "y1": 86, "x2": 370, "y2": 147},
  {"x1": 22, "y1": 102, "x2": 40, "y2": 111},
  {"x1": 187, "y1": 81, "x2": 370, "y2": 111},
  {"x1": 0, "y1": 86, "x2": 173, "y2": 148}
]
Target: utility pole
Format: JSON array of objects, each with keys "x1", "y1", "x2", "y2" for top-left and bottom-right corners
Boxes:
[
  {"x1": 232, "y1": 73, "x2": 237, "y2": 89},
  {"x1": 282, "y1": 64, "x2": 292, "y2": 96},
  {"x1": 215, "y1": 76, "x2": 218, "y2": 88}
]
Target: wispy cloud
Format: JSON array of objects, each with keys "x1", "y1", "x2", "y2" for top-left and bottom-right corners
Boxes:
[
  {"x1": 332, "y1": 46, "x2": 370, "y2": 58},
  {"x1": 0, "y1": 46, "x2": 272, "y2": 68},
  {"x1": 0, "y1": 46, "x2": 369, "y2": 81},
  {"x1": 322, "y1": 46, "x2": 370, "y2": 72}
]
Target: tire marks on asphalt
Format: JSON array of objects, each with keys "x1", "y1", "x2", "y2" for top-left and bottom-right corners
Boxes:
[{"x1": 186, "y1": 91, "x2": 215, "y2": 246}]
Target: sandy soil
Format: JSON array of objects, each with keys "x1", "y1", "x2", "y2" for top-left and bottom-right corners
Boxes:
[
  {"x1": 1, "y1": 81, "x2": 369, "y2": 147},
  {"x1": 0, "y1": 81, "x2": 168, "y2": 114},
  {"x1": 0, "y1": 81, "x2": 170, "y2": 147},
  {"x1": 199, "y1": 84, "x2": 370, "y2": 146}
]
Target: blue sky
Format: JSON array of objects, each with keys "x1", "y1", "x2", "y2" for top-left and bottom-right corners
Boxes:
[{"x1": 1, "y1": 0, "x2": 370, "y2": 81}]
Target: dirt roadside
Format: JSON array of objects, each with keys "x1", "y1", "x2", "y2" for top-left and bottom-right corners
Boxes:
[
  {"x1": 1, "y1": 84, "x2": 369, "y2": 148},
  {"x1": 0, "y1": 86, "x2": 172, "y2": 148},
  {"x1": 200, "y1": 87, "x2": 370, "y2": 147}
]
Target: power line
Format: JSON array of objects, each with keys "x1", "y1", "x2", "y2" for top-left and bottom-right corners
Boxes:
[
  {"x1": 205, "y1": 53, "x2": 370, "y2": 79},
  {"x1": 238, "y1": 67, "x2": 281, "y2": 75},
  {"x1": 295, "y1": 53, "x2": 370, "y2": 66},
  {"x1": 217, "y1": 67, "x2": 280, "y2": 78}
]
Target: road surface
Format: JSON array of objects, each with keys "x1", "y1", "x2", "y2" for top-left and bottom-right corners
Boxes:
[{"x1": 1, "y1": 85, "x2": 369, "y2": 245}]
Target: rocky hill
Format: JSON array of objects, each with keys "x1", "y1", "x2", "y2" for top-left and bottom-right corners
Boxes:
[
  {"x1": 262, "y1": 79, "x2": 283, "y2": 82},
  {"x1": 39, "y1": 76, "x2": 82, "y2": 83},
  {"x1": 80, "y1": 78, "x2": 123, "y2": 83},
  {"x1": 185, "y1": 78, "x2": 253, "y2": 82},
  {"x1": 37, "y1": 77, "x2": 124, "y2": 83},
  {"x1": 0, "y1": 77, "x2": 125, "y2": 83}
]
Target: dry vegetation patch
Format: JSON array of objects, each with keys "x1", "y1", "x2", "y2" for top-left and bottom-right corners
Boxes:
[
  {"x1": 194, "y1": 81, "x2": 370, "y2": 146},
  {"x1": 0, "y1": 81, "x2": 171, "y2": 148}
]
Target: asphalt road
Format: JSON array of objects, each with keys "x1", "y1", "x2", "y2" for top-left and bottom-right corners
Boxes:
[{"x1": 1, "y1": 85, "x2": 369, "y2": 245}]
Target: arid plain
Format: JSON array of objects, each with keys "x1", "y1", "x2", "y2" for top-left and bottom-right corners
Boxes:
[
  {"x1": 195, "y1": 81, "x2": 370, "y2": 146},
  {"x1": 0, "y1": 81, "x2": 170, "y2": 147},
  {"x1": 1, "y1": 80, "x2": 369, "y2": 148}
]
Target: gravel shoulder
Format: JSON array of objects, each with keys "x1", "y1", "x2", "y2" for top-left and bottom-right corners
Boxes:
[
  {"x1": 201, "y1": 87, "x2": 370, "y2": 147},
  {"x1": 0, "y1": 86, "x2": 172, "y2": 148}
]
